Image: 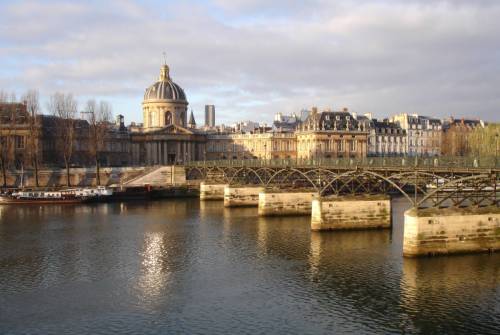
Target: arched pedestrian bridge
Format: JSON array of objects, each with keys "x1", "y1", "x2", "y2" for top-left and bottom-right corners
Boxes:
[
  {"x1": 182, "y1": 157, "x2": 500, "y2": 257},
  {"x1": 186, "y1": 157, "x2": 499, "y2": 209}
]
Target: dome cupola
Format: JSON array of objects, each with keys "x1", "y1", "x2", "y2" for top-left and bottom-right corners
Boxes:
[
  {"x1": 142, "y1": 61, "x2": 189, "y2": 130},
  {"x1": 143, "y1": 64, "x2": 187, "y2": 102}
]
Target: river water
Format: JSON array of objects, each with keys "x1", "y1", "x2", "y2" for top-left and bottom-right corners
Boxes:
[{"x1": 0, "y1": 197, "x2": 499, "y2": 334}]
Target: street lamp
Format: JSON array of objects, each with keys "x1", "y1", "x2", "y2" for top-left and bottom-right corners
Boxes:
[
  {"x1": 264, "y1": 143, "x2": 267, "y2": 164},
  {"x1": 495, "y1": 133, "x2": 499, "y2": 168},
  {"x1": 203, "y1": 148, "x2": 207, "y2": 168}
]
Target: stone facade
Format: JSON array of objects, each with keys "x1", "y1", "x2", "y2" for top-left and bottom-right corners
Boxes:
[
  {"x1": 206, "y1": 131, "x2": 296, "y2": 160},
  {"x1": 390, "y1": 113, "x2": 442, "y2": 157},
  {"x1": 0, "y1": 102, "x2": 130, "y2": 169},
  {"x1": 367, "y1": 119, "x2": 407, "y2": 156},
  {"x1": 130, "y1": 125, "x2": 205, "y2": 165},
  {"x1": 296, "y1": 109, "x2": 368, "y2": 159}
]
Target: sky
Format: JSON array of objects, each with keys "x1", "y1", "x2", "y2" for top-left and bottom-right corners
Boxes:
[{"x1": 0, "y1": 0, "x2": 499, "y2": 125}]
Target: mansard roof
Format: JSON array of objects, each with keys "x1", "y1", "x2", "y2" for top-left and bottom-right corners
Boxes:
[{"x1": 301, "y1": 111, "x2": 364, "y2": 131}]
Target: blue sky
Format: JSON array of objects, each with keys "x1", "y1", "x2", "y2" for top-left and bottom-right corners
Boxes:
[{"x1": 1, "y1": 0, "x2": 499, "y2": 125}]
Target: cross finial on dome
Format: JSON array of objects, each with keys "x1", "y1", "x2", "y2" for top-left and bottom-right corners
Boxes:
[{"x1": 159, "y1": 52, "x2": 170, "y2": 81}]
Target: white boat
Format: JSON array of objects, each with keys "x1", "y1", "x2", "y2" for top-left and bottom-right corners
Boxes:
[{"x1": 70, "y1": 186, "x2": 114, "y2": 198}]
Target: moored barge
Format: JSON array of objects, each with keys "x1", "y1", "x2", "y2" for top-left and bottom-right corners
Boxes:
[{"x1": 0, "y1": 190, "x2": 97, "y2": 204}]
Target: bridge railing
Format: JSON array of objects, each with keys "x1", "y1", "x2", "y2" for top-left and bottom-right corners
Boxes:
[{"x1": 186, "y1": 156, "x2": 499, "y2": 170}]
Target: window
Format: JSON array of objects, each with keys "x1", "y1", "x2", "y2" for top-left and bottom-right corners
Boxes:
[
  {"x1": 15, "y1": 136, "x2": 25, "y2": 149},
  {"x1": 338, "y1": 140, "x2": 344, "y2": 152},
  {"x1": 350, "y1": 140, "x2": 356, "y2": 151},
  {"x1": 165, "y1": 111, "x2": 172, "y2": 125}
]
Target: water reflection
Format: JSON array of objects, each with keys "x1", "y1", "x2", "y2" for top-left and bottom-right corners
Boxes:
[
  {"x1": 0, "y1": 199, "x2": 499, "y2": 334},
  {"x1": 400, "y1": 255, "x2": 500, "y2": 333},
  {"x1": 256, "y1": 215, "x2": 311, "y2": 261},
  {"x1": 308, "y1": 229, "x2": 391, "y2": 278},
  {"x1": 137, "y1": 232, "x2": 172, "y2": 302},
  {"x1": 199, "y1": 200, "x2": 224, "y2": 220}
]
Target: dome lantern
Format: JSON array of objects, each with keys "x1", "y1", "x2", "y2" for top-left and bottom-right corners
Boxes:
[
  {"x1": 159, "y1": 64, "x2": 170, "y2": 81},
  {"x1": 143, "y1": 63, "x2": 187, "y2": 102}
]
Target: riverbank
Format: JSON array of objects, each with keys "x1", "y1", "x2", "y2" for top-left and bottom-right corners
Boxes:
[{"x1": 1, "y1": 167, "x2": 149, "y2": 188}]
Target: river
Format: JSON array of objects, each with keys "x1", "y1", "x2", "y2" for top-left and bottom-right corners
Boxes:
[{"x1": 0, "y1": 197, "x2": 499, "y2": 334}]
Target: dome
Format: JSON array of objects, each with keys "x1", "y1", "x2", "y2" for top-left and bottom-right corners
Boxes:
[{"x1": 143, "y1": 64, "x2": 187, "y2": 102}]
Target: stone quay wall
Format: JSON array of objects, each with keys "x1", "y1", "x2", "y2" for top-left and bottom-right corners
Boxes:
[
  {"x1": 258, "y1": 190, "x2": 318, "y2": 216},
  {"x1": 224, "y1": 186, "x2": 265, "y2": 207},
  {"x1": 200, "y1": 182, "x2": 227, "y2": 200},
  {"x1": 2, "y1": 167, "x2": 149, "y2": 188},
  {"x1": 311, "y1": 195, "x2": 391, "y2": 231},
  {"x1": 403, "y1": 206, "x2": 500, "y2": 257}
]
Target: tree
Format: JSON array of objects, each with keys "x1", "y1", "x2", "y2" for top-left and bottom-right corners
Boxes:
[
  {"x1": 442, "y1": 125, "x2": 469, "y2": 156},
  {"x1": 85, "y1": 99, "x2": 112, "y2": 186},
  {"x1": 0, "y1": 91, "x2": 16, "y2": 188},
  {"x1": 48, "y1": 92, "x2": 77, "y2": 187},
  {"x1": 468, "y1": 123, "x2": 500, "y2": 158},
  {"x1": 22, "y1": 89, "x2": 41, "y2": 187}
]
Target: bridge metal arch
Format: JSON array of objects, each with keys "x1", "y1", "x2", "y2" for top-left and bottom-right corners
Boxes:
[
  {"x1": 302, "y1": 168, "x2": 340, "y2": 184},
  {"x1": 253, "y1": 167, "x2": 277, "y2": 184},
  {"x1": 265, "y1": 168, "x2": 338, "y2": 189},
  {"x1": 416, "y1": 174, "x2": 494, "y2": 207},
  {"x1": 186, "y1": 166, "x2": 206, "y2": 180},
  {"x1": 226, "y1": 166, "x2": 266, "y2": 186},
  {"x1": 320, "y1": 169, "x2": 416, "y2": 205},
  {"x1": 385, "y1": 170, "x2": 452, "y2": 195}
]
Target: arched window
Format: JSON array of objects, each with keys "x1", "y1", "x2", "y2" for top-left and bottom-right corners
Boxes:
[{"x1": 165, "y1": 111, "x2": 172, "y2": 125}]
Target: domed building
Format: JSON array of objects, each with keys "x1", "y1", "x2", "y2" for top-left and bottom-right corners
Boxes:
[
  {"x1": 130, "y1": 62, "x2": 206, "y2": 165},
  {"x1": 143, "y1": 64, "x2": 188, "y2": 130}
]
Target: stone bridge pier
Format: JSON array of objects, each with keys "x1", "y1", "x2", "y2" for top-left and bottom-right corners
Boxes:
[
  {"x1": 224, "y1": 185, "x2": 265, "y2": 207},
  {"x1": 403, "y1": 206, "x2": 500, "y2": 257},
  {"x1": 258, "y1": 189, "x2": 318, "y2": 217},
  {"x1": 311, "y1": 195, "x2": 392, "y2": 231},
  {"x1": 200, "y1": 182, "x2": 227, "y2": 200}
]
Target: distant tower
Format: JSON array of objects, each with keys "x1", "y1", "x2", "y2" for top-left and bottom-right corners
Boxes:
[
  {"x1": 205, "y1": 105, "x2": 215, "y2": 128},
  {"x1": 188, "y1": 109, "x2": 196, "y2": 129}
]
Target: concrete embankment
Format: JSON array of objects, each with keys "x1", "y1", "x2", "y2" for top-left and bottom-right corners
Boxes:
[{"x1": 2, "y1": 167, "x2": 150, "y2": 188}]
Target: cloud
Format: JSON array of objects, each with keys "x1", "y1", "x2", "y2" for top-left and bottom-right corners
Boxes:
[{"x1": 0, "y1": 0, "x2": 499, "y2": 124}]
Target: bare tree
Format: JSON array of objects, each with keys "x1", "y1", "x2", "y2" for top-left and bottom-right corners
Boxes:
[
  {"x1": 48, "y1": 92, "x2": 77, "y2": 187},
  {"x1": 0, "y1": 92, "x2": 16, "y2": 188},
  {"x1": 85, "y1": 99, "x2": 112, "y2": 185},
  {"x1": 22, "y1": 89, "x2": 41, "y2": 187}
]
